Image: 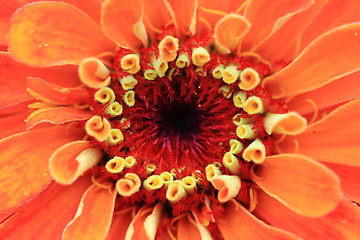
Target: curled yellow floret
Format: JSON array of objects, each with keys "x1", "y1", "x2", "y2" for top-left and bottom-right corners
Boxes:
[
  {"x1": 223, "y1": 64, "x2": 239, "y2": 84},
  {"x1": 160, "y1": 172, "x2": 174, "y2": 187},
  {"x1": 182, "y1": 176, "x2": 197, "y2": 195},
  {"x1": 219, "y1": 85, "x2": 233, "y2": 99},
  {"x1": 119, "y1": 75, "x2": 138, "y2": 90},
  {"x1": 205, "y1": 164, "x2": 222, "y2": 181},
  {"x1": 229, "y1": 139, "x2": 243, "y2": 154},
  {"x1": 166, "y1": 180, "x2": 187, "y2": 203},
  {"x1": 94, "y1": 87, "x2": 115, "y2": 104},
  {"x1": 125, "y1": 156, "x2": 137, "y2": 168},
  {"x1": 105, "y1": 156, "x2": 125, "y2": 173},
  {"x1": 211, "y1": 175, "x2": 241, "y2": 203},
  {"x1": 238, "y1": 68, "x2": 261, "y2": 91},
  {"x1": 242, "y1": 138, "x2": 266, "y2": 164},
  {"x1": 106, "y1": 128, "x2": 124, "y2": 145},
  {"x1": 243, "y1": 96, "x2": 264, "y2": 115},
  {"x1": 236, "y1": 123, "x2": 257, "y2": 139},
  {"x1": 176, "y1": 52, "x2": 190, "y2": 68},
  {"x1": 151, "y1": 56, "x2": 168, "y2": 77},
  {"x1": 223, "y1": 152, "x2": 241, "y2": 174},
  {"x1": 233, "y1": 91, "x2": 247, "y2": 108},
  {"x1": 85, "y1": 116, "x2": 111, "y2": 142},
  {"x1": 263, "y1": 112, "x2": 307, "y2": 135},
  {"x1": 192, "y1": 47, "x2": 210, "y2": 67},
  {"x1": 212, "y1": 64, "x2": 224, "y2": 79},
  {"x1": 159, "y1": 36, "x2": 179, "y2": 62},
  {"x1": 78, "y1": 57, "x2": 111, "y2": 89},
  {"x1": 121, "y1": 54, "x2": 140, "y2": 74},
  {"x1": 105, "y1": 101, "x2": 123, "y2": 118},
  {"x1": 143, "y1": 175, "x2": 164, "y2": 191},
  {"x1": 123, "y1": 90, "x2": 135, "y2": 107},
  {"x1": 116, "y1": 173, "x2": 141, "y2": 197}
]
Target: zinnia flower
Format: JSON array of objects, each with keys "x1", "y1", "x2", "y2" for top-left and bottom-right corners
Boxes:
[{"x1": 1, "y1": 0, "x2": 360, "y2": 239}]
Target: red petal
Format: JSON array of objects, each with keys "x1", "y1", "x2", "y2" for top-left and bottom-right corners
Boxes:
[
  {"x1": 0, "y1": 125, "x2": 84, "y2": 211},
  {"x1": 101, "y1": 0, "x2": 148, "y2": 51},
  {"x1": 323, "y1": 162, "x2": 360, "y2": 203},
  {"x1": 0, "y1": 177, "x2": 92, "y2": 240},
  {"x1": 63, "y1": 184, "x2": 117, "y2": 240},
  {"x1": 264, "y1": 23, "x2": 360, "y2": 98},
  {"x1": 216, "y1": 200, "x2": 301, "y2": 240},
  {"x1": 241, "y1": 0, "x2": 312, "y2": 51},
  {"x1": 26, "y1": 107, "x2": 93, "y2": 130},
  {"x1": 255, "y1": 190, "x2": 360, "y2": 240},
  {"x1": 279, "y1": 99, "x2": 360, "y2": 166},
  {"x1": 8, "y1": 2, "x2": 115, "y2": 67},
  {"x1": 251, "y1": 154, "x2": 341, "y2": 217},
  {"x1": 27, "y1": 77, "x2": 90, "y2": 105}
]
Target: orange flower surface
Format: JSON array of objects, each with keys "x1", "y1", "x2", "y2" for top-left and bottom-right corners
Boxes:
[{"x1": 1, "y1": 0, "x2": 360, "y2": 239}]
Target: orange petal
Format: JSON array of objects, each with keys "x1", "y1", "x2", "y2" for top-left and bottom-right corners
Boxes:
[
  {"x1": 214, "y1": 14, "x2": 251, "y2": 54},
  {"x1": 0, "y1": 177, "x2": 92, "y2": 240},
  {"x1": 300, "y1": 0, "x2": 360, "y2": 54},
  {"x1": 286, "y1": 70, "x2": 360, "y2": 116},
  {"x1": 177, "y1": 215, "x2": 201, "y2": 240},
  {"x1": 216, "y1": 200, "x2": 301, "y2": 240},
  {"x1": 27, "y1": 77, "x2": 90, "y2": 105},
  {"x1": 255, "y1": 190, "x2": 360, "y2": 240},
  {"x1": 197, "y1": 0, "x2": 247, "y2": 33},
  {"x1": 26, "y1": 107, "x2": 93, "y2": 130},
  {"x1": 255, "y1": 0, "x2": 329, "y2": 62},
  {"x1": 264, "y1": 23, "x2": 360, "y2": 98},
  {"x1": 106, "y1": 208, "x2": 133, "y2": 240},
  {"x1": 101, "y1": 0, "x2": 148, "y2": 52},
  {"x1": 324, "y1": 162, "x2": 360, "y2": 203},
  {"x1": 251, "y1": 154, "x2": 341, "y2": 217},
  {"x1": 49, "y1": 140, "x2": 102, "y2": 185},
  {"x1": 143, "y1": 0, "x2": 172, "y2": 41},
  {"x1": 63, "y1": 184, "x2": 117, "y2": 240},
  {"x1": 125, "y1": 203, "x2": 163, "y2": 240},
  {"x1": 6, "y1": 0, "x2": 102, "y2": 23},
  {"x1": 0, "y1": 125, "x2": 84, "y2": 211},
  {"x1": 0, "y1": 1, "x2": 16, "y2": 46},
  {"x1": 163, "y1": 0, "x2": 198, "y2": 37},
  {"x1": 241, "y1": 0, "x2": 312, "y2": 51},
  {"x1": 0, "y1": 110, "x2": 30, "y2": 139},
  {"x1": 8, "y1": 2, "x2": 115, "y2": 67},
  {"x1": 279, "y1": 99, "x2": 360, "y2": 166}
]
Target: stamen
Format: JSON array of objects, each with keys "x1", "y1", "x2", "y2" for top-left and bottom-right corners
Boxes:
[
  {"x1": 242, "y1": 139, "x2": 266, "y2": 164},
  {"x1": 233, "y1": 91, "x2": 247, "y2": 108},
  {"x1": 229, "y1": 139, "x2": 243, "y2": 154},
  {"x1": 116, "y1": 173, "x2": 141, "y2": 197},
  {"x1": 212, "y1": 64, "x2": 224, "y2": 79},
  {"x1": 243, "y1": 96, "x2": 264, "y2": 114},
  {"x1": 211, "y1": 175, "x2": 241, "y2": 203},
  {"x1": 105, "y1": 101, "x2": 123, "y2": 118},
  {"x1": 143, "y1": 175, "x2": 164, "y2": 190},
  {"x1": 94, "y1": 87, "x2": 115, "y2": 104},
  {"x1": 105, "y1": 156, "x2": 125, "y2": 173},
  {"x1": 120, "y1": 54, "x2": 140, "y2": 74},
  {"x1": 223, "y1": 152, "x2": 241, "y2": 174},
  {"x1": 198, "y1": 17, "x2": 212, "y2": 30},
  {"x1": 235, "y1": 0, "x2": 250, "y2": 14},
  {"x1": 236, "y1": 124, "x2": 257, "y2": 139},
  {"x1": 199, "y1": 6, "x2": 227, "y2": 16},
  {"x1": 238, "y1": 68, "x2": 261, "y2": 91},
  {"x1": 205, "y1": 164, "x2": 222, "y2": 181},
  {"x1": 176, "y1": 52, "x2": 190, "y2": 68},
  {"x1": 125, "y1": 156, "x2": 137, "y2": 168},
  {"x1": 223, "y1": 64, "x2": 240, "y2": 84},
  {"x1": 123, "y1": 90, "x2": 135, "y2": 107},
  {"x1": 166, "y1": 180, "x2": 187, "y2": 203},
  {"x1": 78, "y1": 57, "x2": 111, "y2": 89},
  {"x1": 85, "y1": 116, "x2": 111, "y2": 142},
  {"x1": 181, "y1": 176, "x2": 197, "y2": 195},
  {"x1": 248, "y1": 186, "x2": 257, "y2": 212},
  {"x1": 192, "y1": 47, "x2": 210, "y2": 67},
  {"x1": 106, "y1": 128, "x2": 124, "y2": 145},
  {"x1": 306, "y1": 99, "x2": 319, "y2": 124},
  {"x1": 119, "y1": 75, "x2": 138, "y2": 90},
  {"x1": 159, "y1": 36, "x2": 179, "y2": 62}
]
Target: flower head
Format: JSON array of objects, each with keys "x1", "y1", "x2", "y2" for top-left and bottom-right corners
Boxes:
[{"x1": 1, "y1": 0, "x2": 360, "y2": 239}]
